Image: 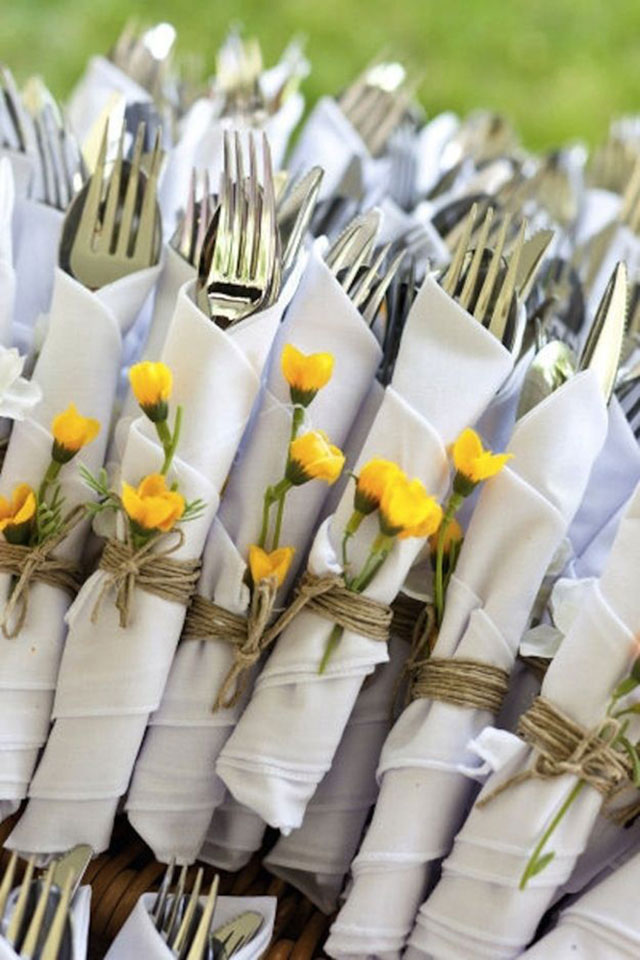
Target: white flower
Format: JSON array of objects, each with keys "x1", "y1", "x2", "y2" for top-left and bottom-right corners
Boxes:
[{"x1": 0, "y1": 346, "x2": 42, "y2": 420}]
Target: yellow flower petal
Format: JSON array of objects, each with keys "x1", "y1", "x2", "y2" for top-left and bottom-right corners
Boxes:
[
  {"x1": 122, "y1": 473, "x2": 185, "y2": 534},
  {"x1": 281, "y1": 344, "x2": 334, "y2": 405},
  {"x1": 287, "y1": 430, "x2": 345, "y2": 486},
  {"x1": 249, "y1": 544, "x2": 295, "y2": 587},
  {"x1": 0, "y1": 483, "x2": 36, "y2": 540},
  {"x1": 429, "y1": 518, "x2": 463, "y2": 554},
  {"x1": 129, "y1": 362, "x2": 173, "y2": 408},
  {"x1": 51, "y1": 404, "x2": 100, "y2": 461},
  {"x1": 380, "y1": 475, "x2": 443, "y2": 539},
  {"x1": 451, "y1": 427, "x2": 512, "y2": 486},
  {"x1": 354, "y1": 459, "x2": 403, "y2": 515}
]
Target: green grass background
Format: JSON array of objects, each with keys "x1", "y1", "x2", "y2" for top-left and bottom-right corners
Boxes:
[{"x1": 1, "y1": 0, "x2": 639, "y2": 149}]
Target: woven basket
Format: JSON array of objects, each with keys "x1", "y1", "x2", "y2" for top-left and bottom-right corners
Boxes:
[{"x1": 0, "y1": 813, "x2": 332, "y2": 959}]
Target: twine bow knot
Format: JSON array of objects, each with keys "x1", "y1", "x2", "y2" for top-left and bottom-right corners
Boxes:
[
  {"x1": 92, "y1": 529, "x2": 201, "y2": 629},
  {"x1": 0, "y1": 504, "x2": 85, "y2": 639}
]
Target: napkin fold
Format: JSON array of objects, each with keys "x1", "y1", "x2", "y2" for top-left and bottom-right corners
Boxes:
[
  {"x1": 326, "y1": 371, "x2": 608, "y2": 960},
  {"x1": 6, "y1": 274, "x2": 293, "y2": 855},
  {"x1": 264, "y1": 635, "x2": 406, "y2": 913},
  {"x1": 0, "y1": 263, "x2": 160, "y2": 815},
  {"x1": 126, "y1": 243, "x2": 380, "y2": 863},
  {"x1": 408, "y1": 481, "x2": 640, "y2": 960},
  {"x1": 216, "y1": 274, "x2": 513, "y2": 835},
  {"x1": 67, "y1": 55, "x2": 151, "y2": 144},
  {"x1": 521, "y1": 849, "x2": 640, "y2": 959},
  {"x1": 0, "y1": 885, "x2": 91, "y2": 960},
  {"x1": 11, "y1": 199, "x2": 63, "y2": 356},
  {"x1": 104, "y1": 892, "x2": 275, "y2": 960},
  {"x1": 0, "y1": 158, "x2": 15, "y2": 347}
]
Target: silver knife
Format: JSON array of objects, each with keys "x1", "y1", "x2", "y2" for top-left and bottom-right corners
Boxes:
[
  {"x1": 514, "y1": 228, "x2": 555, "y2": 302},
  {"x1": 578, "y1": 260, "x2": 628, "y2": 403},
  {"x1": 210, "y1": 910, "x2": 264, "y2": 957}
]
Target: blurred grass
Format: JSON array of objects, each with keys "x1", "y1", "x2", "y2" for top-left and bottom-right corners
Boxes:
[{"x1": 1, "y1": 0, "x2": 640, "y2": 149}]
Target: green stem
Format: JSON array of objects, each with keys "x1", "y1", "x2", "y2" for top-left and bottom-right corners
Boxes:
[
  {"x1": 519, "y1": 779, "x2": 585, "y2": 890},
  {"x1": 434, "y1": 492, "x2": 463, "y2": 627},
  {"x1": 158, "y1": 405, "x2": 183, "y2": 476},
  {"x1": 258, "y1": 487, "x2": 275, "y2": 549},
  {"x1": 291, "y1": 405, "x2": 304, "y2": 441},
  {"x1": 319, "y1": 624, "x2": 343, "y2": 674},
  {"x1": 258, "y1": 478, "x2": 292, "y2": 550},
  {"x1": 272, "y1": 489, "x2": 287, "y2": 550},
  {"x1": 38, "y1": 460, "x2": 61, "y2": 506},
  {"x1": 341, "y1": 510, "x2": 365, "y2": 573}
]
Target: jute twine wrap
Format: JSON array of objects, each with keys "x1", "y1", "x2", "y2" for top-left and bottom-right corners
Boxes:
[
  {"x1": 0, "y1": 504, "x2": 85, "y2": 639},
  {"x1": 182, "y1": 570, "x2": 393, "y2": 711},
  {"x1": 478, "y1": 695, "x2": 635, "y2": 807},
  {"x1": 91, "y1": 529, "x2": 201, "y2": 629}
]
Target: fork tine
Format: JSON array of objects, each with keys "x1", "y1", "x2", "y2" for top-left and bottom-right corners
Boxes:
[
  {"x1": 20, "y1": 862, "x2": 55, "y2": 959},
  {"x1": 171, "y1": 866, "x2": 203, "y2": 954},
  {"x1": 256, "y1": 133, "x2": 277, "y2": 285},
  {"x1": 341, "y1": 234, "x2": 375, "y2": 295},
  {"x1": 352, "y1": 242, "x2": 392, "y2": 309},
  {"x1": 185, "y1": 874, "x2": 219, "y2": 960},
  {"x1": 488, "y1": 218, "x2": 526, "y2": 344},
  {"x1": 473, "y1": 213, "x2": 511, "y2": 325},
  {"x1": 96, "y1": 120, "x2": 125, "y2": 254},
  {"x1": 116, "y1": 121, "x2": 145, "y2": 257},
  {"x1": 175, "y1": 168, "x2": 197, "y2": 263},
  {"x1": 40, "y1": 870, "x2": 73, "y2": 960},
  {"x1": 165, "y1": 864, "x2": 188, "y2": 942},
  {"x1": 240, "y1": 133, "x2": 259, "y2": 278},
  {"x1": 230, "y1": 131, "x2": 245, "y2": 275},
  {"x1": 194, "y1": 169, "x2": 211, "y2": 267},
  {"x1": 134, "y1": 125, "x2": 162, "y2": 262},
  {"x1": 6, "y1": 853, "x2": 36, "y2": 946},
  {"x1": 152, "y1": 858, "x2": 175, "y2": 930},
  {"x1": 458, "y1": 206, "x2": 495, "y2": 311},
  {"x1": 0, "y1": 849, "x2": 18, "y2": 919},
  {"x1": 77, "y1": 121, "x2": 108, "y2": 245},
  {"x1": 442, "y1": 202, "x2": 478, "y2": 296},
  {"x1": 362, "y1": 249, "x2": 406, "y2": 325}
]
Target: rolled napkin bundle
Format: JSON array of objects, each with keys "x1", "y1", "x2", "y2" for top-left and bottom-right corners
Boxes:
[
  {"x1": 0, "y1": 263, "x2": 159, "y2": 819},
  {"x1": 326, "y1": 370, "x2": 608, "y2": 960},
  {"x1": 6, "y1": 273, "x2": 295, "y2": 856},
  {"x1": 521, "y1": 848, "x2": 640, "y2": 959},
  {"x1": 0, "y1": 885, "x2": 91, "y2": 960},
  {"x1": 104, "y1": 892, "x2": 276, "y2": 960},
  {"x1": 126, "y1": 243, "x2": 381, "y2": 864},
  {"x1": 216, "y1": 272, "x2": 514, "y2": 834},
  {"x1": 264, "y1": 634, "x2": 407, "y2": 913},
  {"x1": 408, "y1": 481, "x2": 640, "y2": 960}
]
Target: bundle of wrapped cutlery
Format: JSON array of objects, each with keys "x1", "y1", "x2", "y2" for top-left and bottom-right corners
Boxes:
[{"x1": 1, "y1": 18, "x2": 640, "y2": 959}]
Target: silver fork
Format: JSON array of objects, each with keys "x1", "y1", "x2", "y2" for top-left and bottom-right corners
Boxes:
[
  {"x1": 196, "y1": 130, "x2": 280, "y2": 325},
  {"x1": 170, "y1": 168, "x2": 214, "y2": 268},
  {"x1": 441, "y1": 203, "x2": 528, "y2": 351},
  {"x1": 59, "y1": 119, "x2": 163, "y2": 289},
  {"x1": 339, "y1": 60, "x2": 413, "y2": 157}
]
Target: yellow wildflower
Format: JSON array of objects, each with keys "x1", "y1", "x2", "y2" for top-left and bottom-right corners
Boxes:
[
  {"x1": 286, "y1": 431, "x2": 345, "y2": 486},
  {"x1": 281, "y1": 344, "x2": 334, "y2": 407},
  {"x1": 249, "y1": 544, "x2": 295, "y2": 587},
  {"x1": 122, "y1": 473, "x2": 185, "y2": 534},
  {"x1": 452, "y1": 428, "x2": 512, "y2": 494},
  {"x1": 354, "y1": 458, "x2": 403, "y2": 515},
  {"x1": 379, "y1": 474, "x2": 443, "y2": 539},
  {"x1": 0, "y1": 483, "x2": 36, "y2": 544},
  {"x1": 51, "y1": 404, "x2": 100, "y2": 463},
  {"x1": 129, "y1": 361, "x2": 173, "y2": 422}
]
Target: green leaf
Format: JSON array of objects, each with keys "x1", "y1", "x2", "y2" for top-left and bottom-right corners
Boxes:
[
  {"x1": 528, "y1": 851, "x2": 555, "y2": 877},
  {"x1": 619, "y1": 736, "x2": 640, "y2": 786},
  {"x1": 613, "y1": 676, "x2": 639, "y2": 700}
]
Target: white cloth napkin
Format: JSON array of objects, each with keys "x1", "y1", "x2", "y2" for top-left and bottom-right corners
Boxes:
[
  {"x1": 11, "y1": 199, "x2": 63, "y2": 355},
  {"x1": 6, "y1": 275, "x2": 293, "y2": 856},
  {"x1": 216, "y1": 273, "x2": 513, "y2": 835},
  {"x1": 264, "y1": 635, "x2": 407, "y2": 913},
  {"x1": 325, "y1": 370, "x2": 608, "y2": 960},
  {"x1": 0, "y1": 885, "x2": 91, "y2": 960},
  {"x1": 407, "y1": 481, "x2": 640, "y2": 960},
  {"x1": 126, "y1": 242, "x2": 380, "y2": 863},
  {"x1": 67, "y1": 55, "x2": 151, "y2": 145},
  {"x1": 0, "y1": 263, "x2": 160, "y2": 816},
  {"x1": 0, "y1": 158, "x2": 15, "y2": 347},
  {"x1": 0, "y1": 150, "x2": 33, "y2": 201},
  {"x1": 104, "y1": 892, "x2": 275, "y2": 960},
  {"x1": 199, "y1": 798, "x2": 268, "y2": 873},
  {"x1": 287, "y1": 97, "x2": 370, "y2": 202},
  {"x1": 521, "y1": 849, "x2": 640, "y2": 959}
]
